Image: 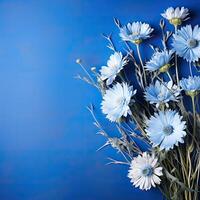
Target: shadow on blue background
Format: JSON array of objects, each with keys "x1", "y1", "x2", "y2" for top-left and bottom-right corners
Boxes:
[{"x1": 0, "y1": 0, "x2": 198, "y2": 199}]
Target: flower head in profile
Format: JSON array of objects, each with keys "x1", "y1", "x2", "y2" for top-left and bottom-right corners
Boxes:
[
  {"x1": 119, "y1": 22, "x2": 154, "y2": 44},
  {"x1": 161, "y1": 7, "x2": 189, "y2": 26},
  {"x1": 172, "y1": 25, "x2": 200, "y2": 63},
  {"x1": 101, "y1": 82, "x2": 136, "y2": 122},
  {"x1": 128, "y1": 152, "x2": 163, "y2": 190},
  {"x1": 145, "y1": 50, "x2": 173, "y2": 72},
  {"x1": 100, "y1": 52, "x2": 128, "y2": 85},
  {"x1": 180, "y1": 76, "x2": 200, "y2": 97},
  {"x1": 144, "y1": 81, "x2": 180, "y2": 108},
  {"x1": 146, "y1": 110, "x2": 186, "y2": 151}
]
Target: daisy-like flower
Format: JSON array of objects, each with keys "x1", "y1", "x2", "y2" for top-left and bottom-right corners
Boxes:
[
  {"x1": 146, "y1": 110, "x2": 186, "y2": 151},
  {"x1": 172, "y1": 25, "x2": 200, "y2": 63},
  {"x1": 119, "y1": 22, "x2": 154, "y2": 44},
  {"x1": 144, "y1": 80, "x2": 180, "y2": 108},
  {"x1": 128, "y1": 152, "x2": 163, "y2": 190},
  {"x1": 180, "y1": 76, "x2": 200, "y2": 97},
  {"x1": 161, "y1": 7, "x2": 189, "y2": 26},
  {"x1": 145, "y1": 50, "x2": 173, "y2": 72},
  {"x1": 100, "y1": 52, "x2": 128, "y2": 85},
  {"x1": 101, "y1": 82, "x2": 136, "y2": 122}
]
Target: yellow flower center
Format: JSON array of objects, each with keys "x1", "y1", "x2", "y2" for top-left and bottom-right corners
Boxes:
[
  {"x1": 169, "y1": 18, "x2": 182, "y2": 26},
  {"x1": 186, "y1": 90, "x2": 199, "y2": 97},
  {"x1": 159, "y1": 64, "x2": 171, "y2": 73},
  {"x1": 133, "y1": 39, "x2": 142, "y2": 45}
]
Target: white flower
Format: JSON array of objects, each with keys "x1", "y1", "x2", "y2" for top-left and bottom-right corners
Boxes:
[
  {"x1": 100, "y1": 52, "x2": 128, "y2": 85},
  {"x1": 119, "y1": 22, "x2": 153, "y2": 44},
  {"x1": 146, "y1": 110, "x2": 186, "y2": 151},
  {"x1": 128, "y1": 152, "x2": 163, "y2": 190},
  {"x1": 161, "y1": 7, "x2": 189, "y2": 26},
  {"x1": 101, "y1": 82, "x2": 136, "y2": 122}
]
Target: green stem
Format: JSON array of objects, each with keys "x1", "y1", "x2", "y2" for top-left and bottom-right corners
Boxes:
[
  {"x1": 191, "y1": 96, "x2": 196, "y2": 135},
  {"x1": 136, "y1": 44, "x2": 147, "y2": 86},
  {"x1": 174, "y1": 26, "x2": 180, "y2": 86}
]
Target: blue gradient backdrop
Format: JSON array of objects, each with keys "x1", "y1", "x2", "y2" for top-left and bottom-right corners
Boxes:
[{"x1": 0, "y1": 0, "x2": 198, "y2": 199}]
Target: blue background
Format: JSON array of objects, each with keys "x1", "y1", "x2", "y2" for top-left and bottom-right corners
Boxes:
[{"x1": 0, "y1": 0, "x2": 198, "y2": 199}]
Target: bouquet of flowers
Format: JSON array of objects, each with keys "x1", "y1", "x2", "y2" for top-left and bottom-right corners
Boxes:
[{"x1": 76, "y1": 6, "x2": 200, "y2": 200}]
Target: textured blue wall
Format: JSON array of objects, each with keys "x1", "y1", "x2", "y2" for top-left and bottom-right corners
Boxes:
[{"x1": 0, "y1": 0, "x2": 198, "y2": 199}]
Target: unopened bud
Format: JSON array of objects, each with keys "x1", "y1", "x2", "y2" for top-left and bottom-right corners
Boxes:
[
  {"x1": 91, "y1": 67, "x2": 96, "y2": 71},
  {"x1": 76, "y1": 58, "x2": 82, "y2": 64}
]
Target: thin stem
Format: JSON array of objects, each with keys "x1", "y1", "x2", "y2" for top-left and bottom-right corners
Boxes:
[
  {"x1": 136, "y1": 44, "x2": 147, "y2": 86},
  {"x1": 161, "y1": 24, "x2": 167, "y2": 50},
  {"x1": 189, "y1": 62, "x2": 193, "y2": 76},
  {"x1": 87, "y1": 105, "x2": 108, "y2": 137},
  {"x1": 106, "y1": 158, "x2": 130, "y2": 165},
  {"x1": 127, "y1": 50, "x2": 145, "y2": 89},
  {"x1": 186, "y1": 148, "x2": 192, "y2": 200},
  {"x1": 119, "y1": 150, "x2": 131, "y2": 164},
  {"x1": 156, "y1": 76, "x2": 177, "y2": 100},
  {"x1": 191, "y1": 96, "x2": 196, "y2": 135},
  {"x1": 130, "y1": 110, "x2": 146, "y2": 137},
  {"x1": 78, "y1": 62, "x2": 96, "y2": 86},
  {"x1": 194, "y1": 162, "x2": 200, "y2": 200},
  {"x1": 166, "y1": 71, "x2": 173, "y2": 82},
  {"x1": 104, "y1": 34, "x2": 116, "y2": 51},
  {"x1": 118, "y1": 72, "x2": 126, "y2": 82},
  {"x1": 174, "y1": 26, "x2": 180, "y2": 86}
]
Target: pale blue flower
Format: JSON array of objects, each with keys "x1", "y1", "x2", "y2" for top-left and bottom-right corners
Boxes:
[
  {"x1": 100, "y1": 52, "x2": 128, "y2": 85},
  {"x1": 145, "y1": 50, "x2": 173, "y2": 72},
  {"x1": 146, "y1": 110, "x2": 186, "y2": 151},
  {"x1": 101, "y1": 82, "x2": 136, "y2": 122},
  {"x1": 119, "y1": 22, "x2": 153, "y2": 44},
  {"x1": 144, "y1": 81, "x2": 180, "y2": 108},
  {"x1": 172, "y1": 25, "x2": 200, "y2": 62},
  {"x1": 180, "y1": 76, "x2": 200, "y2": 96}
]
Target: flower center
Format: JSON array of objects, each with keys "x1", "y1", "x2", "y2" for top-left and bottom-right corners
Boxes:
[
  {"x1": 142, "y1": 166, "x2": 153, "y2": 176},
  {"x1": 187, "y1": 39, "x2": 198, "y2": 48},
  {"x1": 163, "y1": 125, "x2": 174, "y2": 136},
  {"x1": 133, "y1": 39, "x2": 142, "y2": 45},
  {"x1": 169, "y1": 18, "x2": 182, "y2": 26},
  {"x1": 186, "y1": 90, "x2": 199, "y2": 97},
  {"x1": 159, "y1": 63, "x2": 171, "y2": 73}
]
